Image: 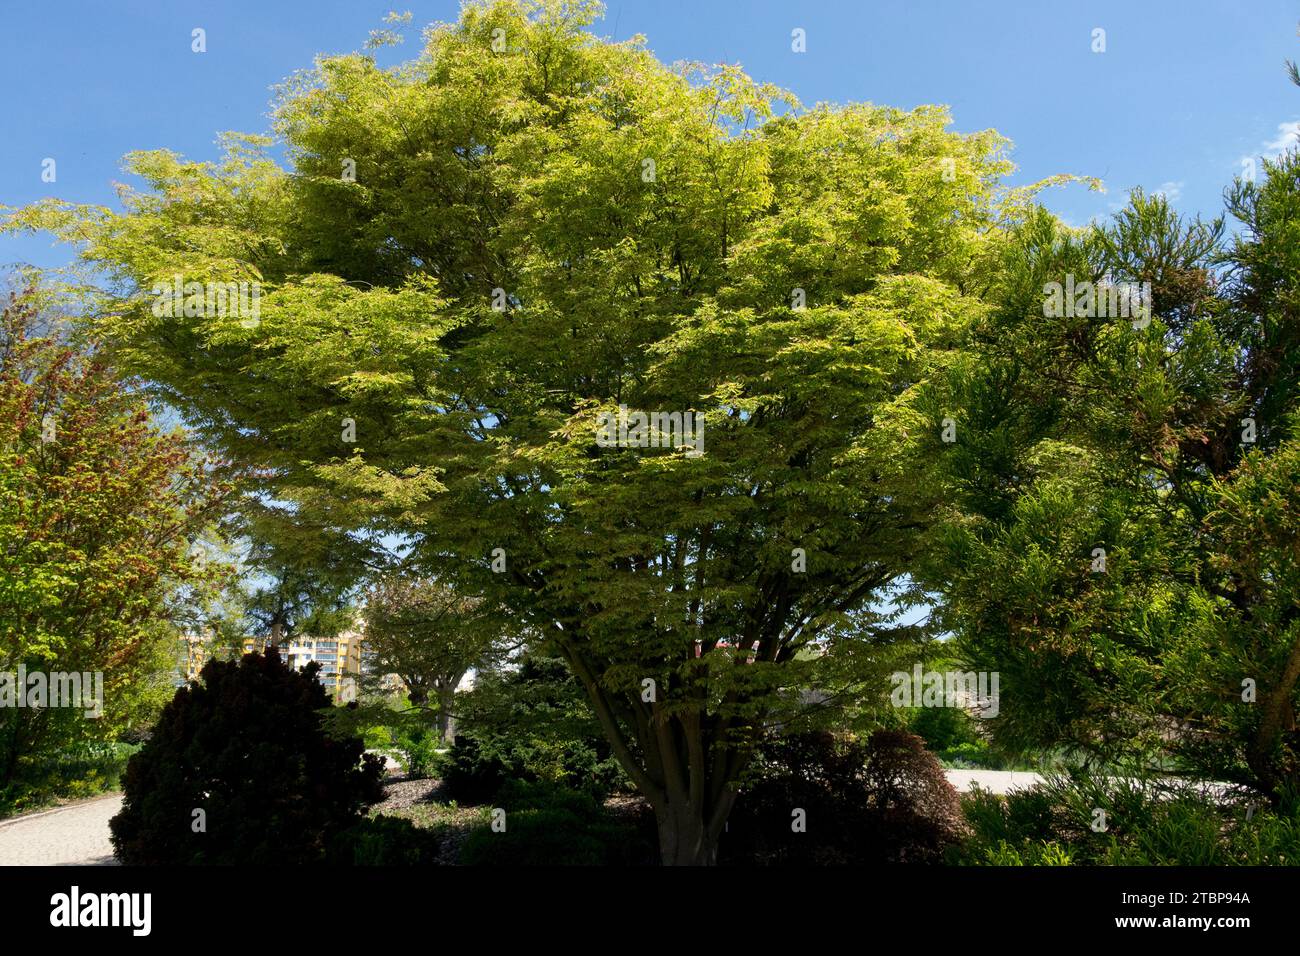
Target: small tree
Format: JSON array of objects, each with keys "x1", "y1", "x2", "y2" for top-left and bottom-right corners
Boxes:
[
  {"x1": 110, "y1": 650, "x2": 384, "y2": 864},
  {"x1": 0, "y1": 286, "x2": 219, "y2": 792},
  {"x1": 363, "y1": 575, "x2": 512, "y2": 742}
]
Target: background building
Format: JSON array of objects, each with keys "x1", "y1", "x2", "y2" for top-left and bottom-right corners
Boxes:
[{"x1": 240, "y1": 631, "x2": 365, "y2": 699}]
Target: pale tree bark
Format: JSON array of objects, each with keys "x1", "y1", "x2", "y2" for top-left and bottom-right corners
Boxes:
[{"x1": 436, "y1": 684, "x2": 457, "y2": 745}]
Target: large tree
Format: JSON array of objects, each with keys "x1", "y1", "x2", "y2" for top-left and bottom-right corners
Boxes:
[{"x1": 5, "y1": 0, "x2": 1023, "y2": 862}]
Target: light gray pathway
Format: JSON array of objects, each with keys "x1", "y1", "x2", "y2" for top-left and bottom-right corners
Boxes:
[
  {"x1": 0, "y1": 794, "x2": 121, "y2": 866},
  {"x1": 944, "y1": 768, "x2": 1045, "y2": 795}
]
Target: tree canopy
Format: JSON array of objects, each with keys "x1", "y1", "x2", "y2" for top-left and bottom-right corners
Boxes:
[{"x1": 3, "y1": 0, "x2": 1030, "y2": 862}]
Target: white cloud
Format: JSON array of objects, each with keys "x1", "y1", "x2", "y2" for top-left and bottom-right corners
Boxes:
[
  {"x1": 1261, "y1": 120, "x2": 1300, "y2": 158},
  {"x1": 1153, "y1": 181, "x2": 1183, "y2": 202},
  {"x1": 1238, "y1": 120, "x2": 1300, "y2": 172}
]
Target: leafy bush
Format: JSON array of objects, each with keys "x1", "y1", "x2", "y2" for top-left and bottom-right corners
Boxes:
[
  {"x1": 937, "y1": 740, "x2": 995, "y2": 767},
  {"x1": 319, "y1": 696, "x2": 429, "y2": 775},
  {"x1": 0, "y1": 741, "x2": 139, "y2": 819},
  {"x1": 439, "y1": 656, "x2": 626, "y2": 803},
  {"x1": 494, "y1": 778, "x2": 602, "y2": 816},
  {"x1": 438, "y1": 735, "x2": 511, "y2": 804},
  {"x1": 390, "y1": 717, "x2": 444, "y2": 779},
  {"x1": 457, "y1": 779, "x2": 654, "y2": 866},
  {"x1": 110, "y1": 650, "x2": 385, "y2": 864},
  {"x1": 909, "y1": 704, "x2": 980, "y2": 752},
  {"x1": 326, "y1": 814, "x2": 443, "y2": 865},
  {"x1": 460, "y1": 807, "x2": 608, "y2": 865},
  {"x1": 722, "y1": 729, "x2": 967, "y2": 864},
  {"x1": 862, "y1": 729, "x2": 972, "y2": 858},
  {"x1": 956, "y1": 771, "x2": 1300, "y2": 865},
  {"x1": 905, "y1": 706, "x2": 1049, "y2": 771}
]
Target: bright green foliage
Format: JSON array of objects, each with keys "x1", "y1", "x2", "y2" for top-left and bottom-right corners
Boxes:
[{"x1": 5, "y1": 0, "x2": 1026, "y2": 862}]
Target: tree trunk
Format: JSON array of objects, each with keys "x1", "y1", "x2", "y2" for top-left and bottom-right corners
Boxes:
[
  {"x1": 550, "y1": 632, "x2": 748, "y2": 865},
  {"x1": 649, "y1": 766, "x2": 738, "y2": 866},
  {"x1": 1247, "y1": 626, "x2": 1300, "y2": 801},
  {"x1": 437, "y1": 685, "x2": 456, "y2": 745},
  {"x1": 654, "y1": 799, "x2": 721, "y2": 866}
]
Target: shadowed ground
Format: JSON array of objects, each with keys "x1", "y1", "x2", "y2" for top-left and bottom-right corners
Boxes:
[{"x1": 0, "y1": 770, "x2": 1073, "y2": 866}]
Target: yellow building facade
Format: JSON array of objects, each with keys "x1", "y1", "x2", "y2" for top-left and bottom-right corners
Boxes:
[{"x1": 238, "y1": 631, "x2": 366, "y2": 700}]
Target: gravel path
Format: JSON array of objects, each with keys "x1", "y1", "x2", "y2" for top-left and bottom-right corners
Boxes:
[
  {"x1": 0, "y1": 794, "x2": 122, "y2": 866},
  {"x1": 944, "y1": 769, "x2": 1045, "y2": 795}
]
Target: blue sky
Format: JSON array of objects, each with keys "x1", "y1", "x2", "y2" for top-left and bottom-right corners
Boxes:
[{"x1": 2, "y1": 0, "x2": 1299, "y2": 269}]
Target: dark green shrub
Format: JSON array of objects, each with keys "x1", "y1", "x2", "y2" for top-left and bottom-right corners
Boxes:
[
  {"x1": 909, "y1": 704, "x2": 979, "y2": 752},
  {"x1": 439, "y1": 656, "x2": 627, "y2": 803},
  {"x1": 458, "y1": 779, "x2": 655, "y2": 865},
  {"x1": 438, "y1": 734, "x2": 510, "y2": 804},
  {"x1": 722, "y1": 729, "x2": 967, "y2": 865},
  {"x1": 326, "y1": 814, "x2": 443, "y2": 865},
  {"x1": 110, "y1": 650, "x2": 385, "y2": 864},
  {"x1": 460, "y1": 807, "x2": 608, "y2": 865},
  {"x1": 494, "y1": 778, "x2": 601, "y2": 816}
]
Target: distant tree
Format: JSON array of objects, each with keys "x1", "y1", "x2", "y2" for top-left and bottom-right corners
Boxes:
[{"x1": 363, "y1": 575, "x2": 514, "y2": 741}]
